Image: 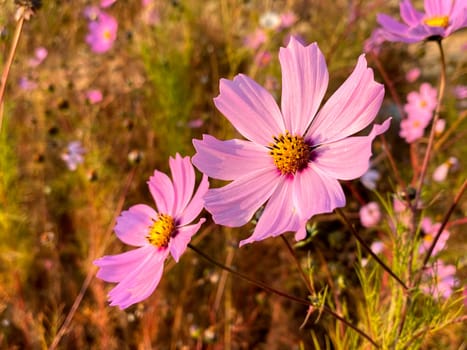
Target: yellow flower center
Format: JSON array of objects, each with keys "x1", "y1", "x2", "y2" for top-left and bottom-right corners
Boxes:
[
  {"x1": 269, "y1": 131, "x2": 311, "y2": 175},
  {"x1": 412, "y1": 120, "x2": 421, "y2": 128},
  {"x1": 420, "y1": 100, "x2": 427, "y2": 108},
  {"x1": 103, "y1": 29, "x2": 112, "y2": 40},
  {"x1": 424, "y1": 16, "x2": 449, "y2": 28},
  {"x1": 147, "y1": 214, "x2": 175, "y2": 248}
]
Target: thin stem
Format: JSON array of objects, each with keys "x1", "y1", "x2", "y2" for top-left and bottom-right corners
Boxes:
[
  {"x1": 421, "y1": 178, "x2": 467, "y2": 270},
  {"x1": 280, "y1": 235, "x2": 315, "y2": 295},
  {"x1": 0, "y1": 14, "x2": 25, "y2": 132},
  {"x1": 414, "y1": 39, "x2": 446, "y2": 205},
  {"x1": 336, "y1": 208, "x2": 408, "y2": 291},
  {"x1": 188, "y1": 243, "x2": 380, "y2": 348},
  {"x1": 48, "y1": 168, "x2": 137, "y2": 350}
]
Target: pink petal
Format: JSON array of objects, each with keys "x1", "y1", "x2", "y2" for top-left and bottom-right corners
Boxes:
[
  {"x1": 169, "y1": 154, "x2": 195, "y2": 215},
  {"x1": 292, "y1": 165, "x2": 346, "y2": 220},
  {"x1": 306, "y1": 55, "x2": 385, "y2": 145},
  {"x1": 204, "y1": 169, "x2": 280, "y2": 227},
  {"x1": 424, "y1": 0, "x2": 451, "y2": 17},
  {"x1": 107, "y1": 249, "x2": 169, "y2": 309},
  {"x1": 170, "y1": 219, "x2": 205, "y2": 262},
  {"x1": 192, "y1": 135, "x2": 274, "y2": 181},
  {"x1": 279, "y1": 38, "x2": 328, "y2": 134},
  {"x1": 94, "y1": 245, "x2": 153, "y2": 282},
  {"x1": 178, "y1": 174, "x2": 209, "y2": 226},
  {"x1": 213, "y1": 75, "x2": 285, "y2": 146},
  {"x1": 240, "y1": 178, "x2": 304, "y2": 246},
  {"x1": 312, "y1": 119, "x2": 391, "y2": 180},
  {"x1": 400, "y1": 0, "x2": 424, "y2": 25},
  {"x1": 114, "y1": 204, "x2": 156, "y2": 246},
  {"x1": 148, "y1": 169, "x2": 175, "y2": 215}
]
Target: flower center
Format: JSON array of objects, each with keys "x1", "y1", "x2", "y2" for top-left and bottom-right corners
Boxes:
[
  {"x1": 147, "y1": 214, "x2": 175, "y2": 248},
  {"x1": 103, "y1": 29, "x2": 112, "y2": 40},
  {"x1": 424, "y1": 16, "x2": 449, "y2": 28},
  {"x1": 269, "y1": 131, "x2": 311, "y2": 175}
]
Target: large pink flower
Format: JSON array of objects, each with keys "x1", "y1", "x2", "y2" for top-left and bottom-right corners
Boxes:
[
  {"x1": 193, "y1": 37, "x2": 390, "y2": 246},
  {"x1": 94, "y1": 154, "x2": 208, "y2": 309},
  {"x1": 377, "y1": 0, "x2": 467, "y2": 43}
]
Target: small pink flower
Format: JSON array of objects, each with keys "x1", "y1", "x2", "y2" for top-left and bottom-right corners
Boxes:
[
  {"x1": 254, "y1": 51, "x2": 272, "y2": 67},
  {"x1": 371, "y1": 241, "x2": 384, "y2": 254},
  {"x1": 377, "y1": 0, "x2": 467, "y2": 43},
  {"x1": 61, "y1": 141, "x2": 85, "y2": 171},
  {"x1": 434, "y1": 118, "x2": 446, "y2": 135},
  {"x1": 244, "y1": 29, "x2": 267, "y2": 50},
  {"x1": 432, "y1": 157, "x2": 459, "y2": 182},
  {"x1": 28, "y1": 47, "x2": 48, "y2": 67},
  {"x1": 100, "y1": 0, "x2": 116, "y2": 8},
  {"x1": 404, "y1": 83, "x2": 437, "y2": 120},
  {"x1": 280, "y1": 11, "x2": 297, "y2": 29},
  {"x1": 419, "y1": 217, "x2": 449, "y2": 255},
  {"x1": 86, "y1": 89, "x2": 103, "y2": 104},
  {"x1": 406, "y1": 67, "x2": 421, "y2": 82},
  {"x1": 399, "y1": 113, "x2": 430, "y2": 143},
  {"x1": 18, "y1": 76, "x2": 37, "y2": 90},
  {"x1": 422, "y1": 261, "x2": 457, "y2": 299},
  {"x1": 453, "y1": 85, "x2": 467, "y2": 100},
  {"x1": 83, "y1": 6, "x2": 101, "y2": 20},
  {"x1": 193, "y1": 38, "x2": 389, "y2": 246},
  {"x1": 360, "y1": 202, "x2": 382, "y2": 228},
  {"x1": 86, "y1": 12, "x2": 118, "y2": 53},
  {"x1": 94, "y1": 155, "x2": 209, "y2": 309}
]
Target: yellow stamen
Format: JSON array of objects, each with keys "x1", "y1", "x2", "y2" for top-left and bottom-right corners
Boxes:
[
  {"x1": 269, "y1": 131, "x2": 311, "y2": 175},
  {"x1": 147, "y1": 214, "x2": 175, "y2": 248},
  {"x1": 424, "y1": 16, "x2": 449, "y2": 28},
  {"x1": 103, "y1": 30, "x2": 112, "y2": 40}
]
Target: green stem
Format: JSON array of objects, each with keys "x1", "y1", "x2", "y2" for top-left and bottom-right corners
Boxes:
[
  {"x1": 188, "y1": 243, "x2": 380, "y2": 348},
  {"x1": 414, "y1": 39, "x2": 446, "y2": 205},
  {"x1": 336, "y1": 208, "x2": 409, "y2": 291}
]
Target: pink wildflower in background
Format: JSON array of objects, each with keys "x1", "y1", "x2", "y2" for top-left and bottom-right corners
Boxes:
[
  {"x1": 419, "y1": 217, "x2": 450, "y2": 256},
  {"x1": 18, "y1": 76, "x2": 37, "y2": 91},
  {"x1": 61, "y1": 141, "x2": 85, "y2": 171},
  {"x1": 28, "y1": 47, "x2": 48, "y2": 67},
  {"x1": 254, "y1": 51, "x2": 272, "y2": 67},
  {"x1": 433, "y1": 157, "x2": 458, "y2": 182},
  {"x1": 86, "y1": 12, "x2": 118, "y2": 53},
  {"x1": 404, "y1": 83, "x2": 437, "y2": 120},
  {"x1": 360, "y1": 202, "x2": 382, "y2": 228},
  {"x1": 434, "y1": 118, "x2": 446, "y2": 135},
  {"x1": 363, "y1": 28, "x2": 386, "y2": 55},
  {"x1": 100, "y1": 0, "x2": 117, "y2": 8},
  {"x1": 244, "y1": 29, "x2": 267, "y2": 50},
  {"x1": 377, "y1": 0, "x2": 467, "y2": 43},
  {"x1": 454, "y1": 85, "x2": 467, "y2": 99},
  {"x1": 94, "y1": 155, "x2": 209, "y2": 309},
  {"x1": 406, "y1": 67, "x2": 420, "y2": 82},
  {"x1": 86, "y1": 89, "x2": 103, "y2": 104},
  {"x1": 279, "y1": 11, "x2": 297, "y2": 29},
  {"x1": 193, "y1": 37, "x2": 389, "y2": 246},
  {"x1": 399, "y1": 113, "x2": 430, "y2": 143},
  {"x1": 83, "y1": 6, "x2": 100, "y2": 20},
  {"x1": 422, "y1": 261, "x2": 457, "y2": 299}
]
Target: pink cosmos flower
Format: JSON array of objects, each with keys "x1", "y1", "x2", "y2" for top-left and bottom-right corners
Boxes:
[
  {"x1": 85, "y1": 12, "x2": 118, "y2": 53},
  {"x1": 28, "y1": 47, "x2": 48, "y2": 67},
  {"x1": 94, "y1": 155, "x2": 209, "y2": 309},
  {"x1": 83, "y1": 6, "x2": 101, "y2": 21},
  {"x1": 86, "y1": 89, "x2": 103, "y2": 104},
  {"x1": 434, "y1": 118, "x2": 446, "y2": 135},
  {"x1": 419, "y1": 217, "x2": 449, "y2": 256},
  {"x1": 406, "y1": 67, "x2": 421, "y2": 82},
  {"x1": 399, "y1": 113, "x2": 430, "y2": 143},
  {"x1": 453, "y1": 85, "x2": 467, "y2": 99},
  {"x1": 377, "y1": 0, "x2": 467, "y2": 43},
  {"x1": 244, "y1": 29, "x2": 267, "y2": 50},
  {"x1": 193, "y1": 37, "x2": 390, "y2": 246},
  {"x1": 254, "y1": 51, "x2": 272, "y2": 67},
  {"x1": 404, "y1": 83, "x2": 437, "y2": 120},
  {"x1": 61, "y1": 141, "x2": 85, "y2": 171},
  {"x1": 432, "y1": 157, "x2": 458, "y2": 182},
  {"x1": 279, "y1": 11, "x2": 297, "y2": 29},
  {"x1": 360, "y1": 202, "x2": 382, "y2": 228},
  {"x1": 100, "y1": 0, "x2": 116, "y2": 8},
  {"x1": 18, "y1": 76, "x2": 37, "y2": 91},
  {"x1": 364, "y1": 28, "x2": 386, "y2": 55},
  {"x1": 422, "y1": 261, "x2": 457, "y2": 299}
]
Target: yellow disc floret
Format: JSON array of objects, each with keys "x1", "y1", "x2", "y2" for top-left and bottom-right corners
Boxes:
[
  {"x1": 269, "y1": 131, "x2": 311, "y2": 175},
  {"x1": 147, "y1": 214, "x2": 175, "y2": 248},
  {"x1": 424, "y1": 16, "x2": 449, "y2": 28}
]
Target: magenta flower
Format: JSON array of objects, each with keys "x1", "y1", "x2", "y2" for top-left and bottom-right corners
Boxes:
[
  {"x1": 100, "y1": 0, "x2": 117, "y2": 8},
  {"x1": 404, "y1": 83, "x2": 437, "y2": 120},
  {"x1": 360, "y1": 202, "x2": 382, "y2": 228},
  {"x1": 85, "y1": 12, "x2": 118, "y2": 53},
  {"x1": 94, "y1": 155, "x2": 209, "y2": 309},
  {"x1": 405, "y1": 67, "x2": 421, "y2": 82},
  {"x1": 377, "y1": 0, "x2": 467, "y2": 43},
  {"x1": 399, "y1": 113, "x2": 430, "y2": 143},
  {"x1": 419, "y1": 217, "x2": 450, "y2": 255},
  {"x1": 28, "y1": 47, "x2": 48, "y2": 67},
  {"x1": 193, "y1": 37, "x2": 390, "y2": 246},
  {"x1": 86, "y1": 89, "x2": 103, "y2": 104}
]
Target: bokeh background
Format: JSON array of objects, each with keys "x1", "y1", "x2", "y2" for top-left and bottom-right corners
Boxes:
[{"x1": 0, "y1": 0, "x2": 465, "y2": 349}]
